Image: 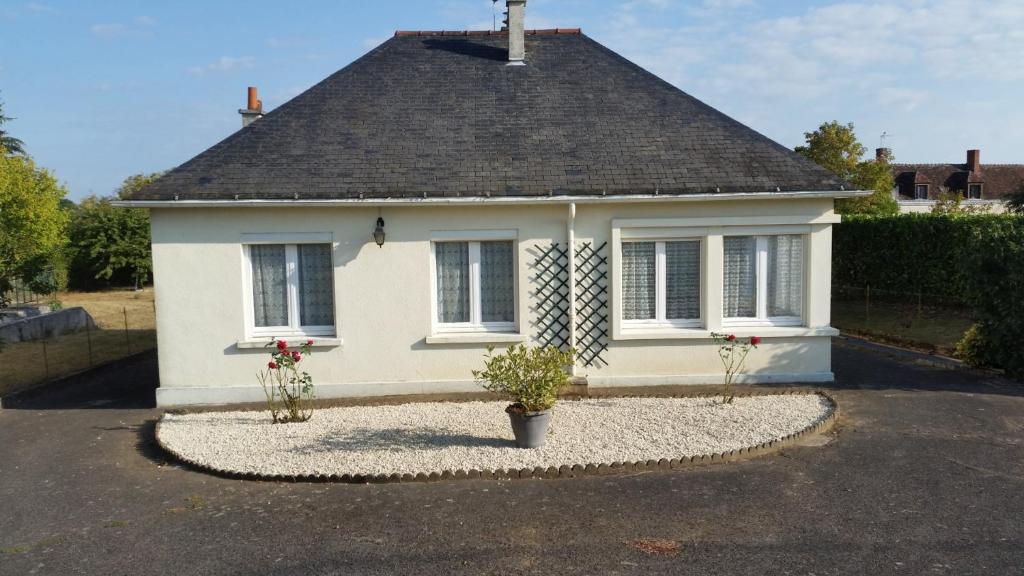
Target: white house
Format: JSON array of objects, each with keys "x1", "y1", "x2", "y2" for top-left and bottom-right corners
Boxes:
[{"x1": 119, "y1": 2, "x2": 864, "y2": 406}]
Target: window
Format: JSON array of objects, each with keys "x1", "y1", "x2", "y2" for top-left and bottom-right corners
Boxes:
[
  {"x1": 914, "y1": 184, "x2": 929, "y2": 199},
  {"x1": 434, "y1": 240, "x2": 515, "y2": 332},
  {"x1": 621, "y1": 240, "x2": 701, "y2": 327},
  {"x1": 723, "y1": 235, "x2": 804, "y2": 326},
  {"x1": 968, "y1": 184, "x2": 983, "y2": 199},
  {"x1": 247, "y1": 243, "x2": 335, "y2": 336}
]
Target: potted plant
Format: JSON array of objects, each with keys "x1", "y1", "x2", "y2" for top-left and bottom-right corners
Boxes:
[{"x1": 473, "y1": 344, "x2": 575, "y2": 448}]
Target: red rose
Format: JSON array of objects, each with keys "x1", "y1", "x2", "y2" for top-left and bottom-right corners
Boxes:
[
  {"x1": 268, "y1": 361, "x2": 278, "y2": 370},
  {"x1": 727, "y1": 334, "x2": 736, "y2": 342},
  {"x1": 750, "y1": 336, "x2": 762, "y2": 346},
  {"x1": 306, "y1": 339, "x2": 314, "y2": 347},
  {"x1": 291, "y1": 350, "x2": 302, "y2": 362},
  {"x1": 276, "y1": 340, "x2": 288, "y2": 351}
]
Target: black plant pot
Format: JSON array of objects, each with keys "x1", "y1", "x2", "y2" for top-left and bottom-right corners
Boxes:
[{"x1": 507, "y1": 407, "x2": 552, "y2": 449}]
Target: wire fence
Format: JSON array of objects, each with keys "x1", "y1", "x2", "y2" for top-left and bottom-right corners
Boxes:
[
  {"x1": 0, "y1": 292, "x2": 156, "y2": 398},
  {"x1": 1, "y1": 278, "x2": 55, "y2": 307},
  {"x1": 832, "y1": 284, "x2": 975, "y2": 354}
]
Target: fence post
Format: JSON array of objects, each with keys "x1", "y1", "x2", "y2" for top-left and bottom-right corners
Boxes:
[
  {"x1": 41, "y1": 337, "x2": 49, "y2": 380},
  {"x1": 85, "y1": 319, "x2": 94, "y2": 366},
  {"x1": 865, "y1": 285, "x2": 871, "y2": 323},
  {"x1": 123, "y1": 306, "x2": 131, "y2": 352}
]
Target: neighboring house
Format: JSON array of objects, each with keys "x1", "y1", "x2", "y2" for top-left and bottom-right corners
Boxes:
[
  {"x1": 118, "y1": 2, "x2": 864, "y2": 406},
  {"x1": 890, "y1": 148, "x2": 1023, "y2": 213}
]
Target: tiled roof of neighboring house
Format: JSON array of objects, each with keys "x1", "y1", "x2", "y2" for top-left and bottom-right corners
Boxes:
[
  {"x1": 893, "y1": 154, "x2": 1024, "y2": 200},
  {"x1": 134, "y1": 30, "x2": 847, "y2": 201}
]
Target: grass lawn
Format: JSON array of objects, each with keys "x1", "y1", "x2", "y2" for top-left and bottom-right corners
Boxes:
[
  {"x1": 831, "y1": 297, "x2": 974, "y2": 355},
  {"x1": 0, "y1": 289, "x2": 156, "y2": 396}
]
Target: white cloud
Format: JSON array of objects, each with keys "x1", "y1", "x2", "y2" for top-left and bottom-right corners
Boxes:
[
  {"x1": 598, "y1": 0, "x2": 1024, "y2": 103},
  {"x1": 90, "y1": 16, "x2": 156, "y2": 39},
  {"x1": 877, "y1": 87, "x2": 929, "y2": 112},
  {"x1": 26, "y1": 2, "x2": 58, "y2": 14},
  {"x1": 187, "y1": 56, "x2": 256, "y2": 77}
]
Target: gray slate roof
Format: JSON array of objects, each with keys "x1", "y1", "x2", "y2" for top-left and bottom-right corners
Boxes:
[{"x1": 134, "y1": 30, "x2": 846, "y2": 201}]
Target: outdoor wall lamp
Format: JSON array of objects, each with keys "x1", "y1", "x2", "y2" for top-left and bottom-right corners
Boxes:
[{"x1": 373, "y1": 217, "x2": 386, "y2": 247}]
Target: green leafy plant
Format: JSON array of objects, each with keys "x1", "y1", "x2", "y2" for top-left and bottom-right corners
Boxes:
[
  {"x1": 257, "y1": 339, "x2": 316, "y2": 423},
  {"x1": 473, "y1": 344, "x2": 574, "y2": 413},
  {"x1": 711, "y1": 333, "x2": 760, "y2": 404},
  {"x1": 834, "y1": 213, "x2": 1024, "y2": 376}
]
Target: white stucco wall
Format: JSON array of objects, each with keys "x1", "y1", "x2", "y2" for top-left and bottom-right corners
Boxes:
[
  {"x1": 150, "y1": 198, "x2": 839, "y2": 406},
  {"x1": 898, "y1": 199, "x2": 1007, "y2": 214}
]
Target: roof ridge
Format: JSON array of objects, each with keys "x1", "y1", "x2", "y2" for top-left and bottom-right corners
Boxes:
[{"x1": 394, "y1": 28, "x2": 581, "y2": 37}]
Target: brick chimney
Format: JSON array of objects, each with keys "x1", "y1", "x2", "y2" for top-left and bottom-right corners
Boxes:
[
  {"x1": 875, "y1": 147, "x2": 891, "y2": 163},
  {"x1": 967, "y1": 149, "x2": 981, "y2": 173},
  {"x1": 239, "y1": 86, "x2": 263, "y2": 128},
  {"x1": 506, "y1": 0, "x2": 526, "y2": 65}
]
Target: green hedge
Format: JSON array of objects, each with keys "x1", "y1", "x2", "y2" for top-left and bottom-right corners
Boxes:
[{"x1": 834, "y1": 214, "x2": 1024, "y2": 376}]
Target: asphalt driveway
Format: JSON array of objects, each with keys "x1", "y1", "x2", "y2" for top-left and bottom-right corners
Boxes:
[{"x1": 1, "y1": 339, "x2": 1022, "y2": 575}]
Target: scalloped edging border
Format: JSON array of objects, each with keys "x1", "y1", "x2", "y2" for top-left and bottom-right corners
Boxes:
[{"x1": 154, "y1": 390, "x2": 839, "y2": 484}]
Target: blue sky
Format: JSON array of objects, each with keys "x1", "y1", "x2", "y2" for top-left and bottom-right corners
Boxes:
[{"x1": 3, "y1": 0, "x2": 1023, "y2": 200}]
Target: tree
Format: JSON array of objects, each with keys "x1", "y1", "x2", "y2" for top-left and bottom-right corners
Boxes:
[
  {"x1": 67, "y1": 173, "x2": 160, "y2": 290},
  {"x1": 0, "y1": 154, "x2": 69, "y2": 304},
  {"x1": 796, "y1": 121, "x2": 898, "y2": 216},
  {"x1": 0, "y1": 95, "x2": 25, "y2": 156},
  {"x1": 932, "y1": 190, "x2": 992, "y2": 216}
]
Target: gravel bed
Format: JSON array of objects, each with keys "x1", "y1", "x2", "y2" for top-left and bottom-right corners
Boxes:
[{"x1": 158, "y1": 394, "x2": 833, "y2": 478}]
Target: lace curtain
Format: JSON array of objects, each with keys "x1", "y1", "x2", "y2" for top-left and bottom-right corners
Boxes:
[
  {"x1": 622, "y1": 242, "x2": 656, "y2": 320},
  {"x1": 665, "y1": 241, "x2": 700, "y2": 320},
  {"x1": 298, "y1": 244, "x2": 335, "y2": 326},
  {"x1": 250, "y1": 244, "x2": 288, "y2": 327},
  {"x1": 436, "y1": 242, "x2": 470, "y2": 323},
  {"x1": 480, "y1": 241, "x2": 514, "y2": 322},
  {"x1": 768, "y1": 235, "x2": 804, "y2": 317},
  {"x1": 724, "y1": 236, "x2": 757, "y2": 317}
]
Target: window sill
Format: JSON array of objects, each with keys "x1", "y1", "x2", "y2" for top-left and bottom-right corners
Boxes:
[
  {"x1": 613, "y1": 326, "x2": 839, "y2": 341},
  {"x1": 236, "y1": 337, "x2": 344, "y2": 350},
  {"x1": 424, "y1": 332, "x2": 526, "y2": 345}
]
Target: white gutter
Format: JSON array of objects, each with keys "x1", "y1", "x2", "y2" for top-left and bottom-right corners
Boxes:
[
  {"x1": 112, "y1": 189, "x2": 870, "y2": 209},
  {"x1": 566, "y1": 202, "x2": 577, "y2": 377}
]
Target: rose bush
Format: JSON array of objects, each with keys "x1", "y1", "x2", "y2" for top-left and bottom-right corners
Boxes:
[
  {"x1": 257, "y1": 338, "x2": 316, "y2": 423},
  {"x1": 710, "y1": 332, "x2": 760, "y2": 404}
]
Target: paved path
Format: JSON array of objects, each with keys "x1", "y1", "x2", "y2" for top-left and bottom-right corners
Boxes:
[{"x1": 1, "y1": 340, "x2": 1022, "y2": 575}]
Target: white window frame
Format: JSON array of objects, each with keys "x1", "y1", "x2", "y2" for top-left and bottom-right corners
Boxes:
[
  {"x1": 722, "y1": 235, "x2": 804, "y2": 328},
  {"x1": 967, "y1": 183, "x2": 983, "y2": 199},
  {"x1": 914, "y1": 184, "x2": 929, "y2": 199},
  {"x1": 429, "y1": 230, "x2": 517, "y2": 335},
  {"x1": 621, "y1": 239, "x2": 702, "y2": 330},
  {"x1": 241, "y1": 234, "x2": 337, "y2": 339}
]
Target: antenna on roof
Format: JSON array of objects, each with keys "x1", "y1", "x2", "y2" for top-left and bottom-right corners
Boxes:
[{"x1": 880, "y1": 131, "x2": 893, "y2": 149}]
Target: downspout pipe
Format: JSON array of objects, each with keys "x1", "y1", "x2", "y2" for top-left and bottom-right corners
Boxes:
[{"x1": 567, "y1": 202, "x2": 577, "y2": 376}]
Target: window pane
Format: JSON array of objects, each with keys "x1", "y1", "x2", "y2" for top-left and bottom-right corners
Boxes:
[
  {"x1": 435, "y1": 242, "x2": 470, "y2": 323},
  {"x1": 724, "y1": 236, "x2": 756, "y2": 317},
  {"x1": 622, "y1": 242, "x2": 656, "y2": 320},
  {"x1": 665, "y1": 241, "x2": 700, "y2": 320},
  {"x1": 250, "y1": 244, "x2": 288, "y2": 327},
  {"x1": 480, "y1": 241, "x2": 514, "y2": 323},
  {"x1": 768, "y1": 235, "x2": 804, "y2": 318},
  {"x1": 298, "y1": 244, "x2": 335, "y2": 327}
]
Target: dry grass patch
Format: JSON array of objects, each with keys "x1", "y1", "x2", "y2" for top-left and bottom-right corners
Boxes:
[{"x1": 0, "y1": 289, "x2": 156, "y2": 395}]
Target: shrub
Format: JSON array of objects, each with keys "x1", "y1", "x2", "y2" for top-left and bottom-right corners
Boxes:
[
  {"x1": 257, "y1": 339, "x2": 316, "y2": 423},
  {"x1": 956, "y1": 324, "x2": 994, "y2": 369},
  {"x1": 711, "y1": 333, "x2": 760, "y2": 403},
  {"x1": 473, "y1": 345, "x2": 574, "y2": 413},
  {"x1": 835, "y1": 213, "x2": 1024, "y2": 376}
]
